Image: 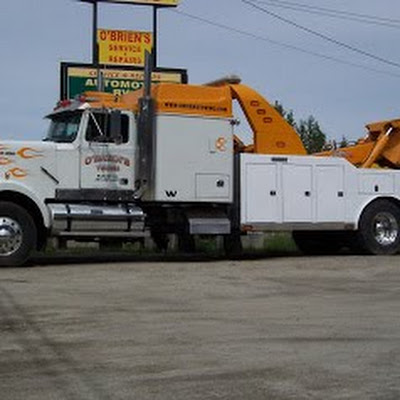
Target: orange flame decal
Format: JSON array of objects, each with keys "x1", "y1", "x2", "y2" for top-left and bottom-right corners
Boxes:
[
  {"x1": 6, "y1": 168, "x2": 28, "y2": 179},
  {"x1": 16, "y1": 147, "x2": 43, "y2": 159},
  {"x1": 0, "y1": 157, "x2": 12, "y2": 166}
]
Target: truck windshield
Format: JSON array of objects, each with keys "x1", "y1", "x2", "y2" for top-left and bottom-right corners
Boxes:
[{"x1": 44, "y1": 112, "x2": 82, "y2": 143}]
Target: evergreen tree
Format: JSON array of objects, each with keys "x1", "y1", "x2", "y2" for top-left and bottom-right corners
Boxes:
[
  {"x1": 297, "y1": 116, "x2": 326, "y2": 153},
  {"x1": 339, "y1": 135, "x2": 350, "y2": 148},
  {"x1": 274, "y1": 101, "x2": 286, "y2": 118},
  {"x1": 274, "y1": 101, "x2": 296, "y2": 127},
  {"x1": 274, "y1": 101, "x2": 327, "y2": 154}
]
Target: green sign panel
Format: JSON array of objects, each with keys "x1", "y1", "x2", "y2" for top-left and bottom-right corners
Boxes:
[{"x1": 60, "y1": 63, "x2": 188, "y2": 99}]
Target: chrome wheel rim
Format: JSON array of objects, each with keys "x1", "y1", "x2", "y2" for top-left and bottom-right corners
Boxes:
[
  {"x1": 373, "y1": 212, "x2": 399, "y2": 246},
  {"x1": 0, "y1": 217, "x2": 23, "y2": 256}
]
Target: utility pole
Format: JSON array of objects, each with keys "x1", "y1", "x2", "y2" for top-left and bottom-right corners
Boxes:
[{"x1": 152, "y1": 6, "x2": 158, "y2": 68}]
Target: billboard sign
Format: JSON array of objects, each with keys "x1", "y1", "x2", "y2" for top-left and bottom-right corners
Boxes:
[
  {"x1": 98, "y1": 29, "x2": 153, "y2": 66},
  {"x1": 60, "y1": 62, "x2": 188, "y2": 99}
]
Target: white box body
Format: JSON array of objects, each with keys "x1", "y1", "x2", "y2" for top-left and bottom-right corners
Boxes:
[{"x1": 240, "y1": 153, "x2": 400, "y2": 230}]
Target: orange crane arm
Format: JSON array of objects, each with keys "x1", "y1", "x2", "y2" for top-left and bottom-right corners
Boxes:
[
  {"x1": 316, "y1": 142, "x2": 375, "y2": 167},
  {"x1": 203, "y1": 77, "x2": 306, "y2": 155},
  {"x1": 229, "y1": 84, "x2": 307, "y2": 155},
  {"x1": 367, "y1": 119, "x2": 400, "y2": 168},
  {"x1": 316, "y1": 119, "x2": 400, "y2": 169}
]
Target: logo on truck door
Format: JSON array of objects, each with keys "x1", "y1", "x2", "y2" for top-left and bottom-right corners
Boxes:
[
  {"x1": 84, "y1": 155, "x2": 131, "y2": 168},
  {"x1": 84, "y1": 154, "x2": 132, "y2": 184}
]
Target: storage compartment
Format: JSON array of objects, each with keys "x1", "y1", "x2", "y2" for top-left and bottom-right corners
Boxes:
[
  {"x1": 195, "y1": 174, "x2": 230, "y2": 199},
  {"x1": 359, "y1": 173, "x2": 395, "y2": 194}
]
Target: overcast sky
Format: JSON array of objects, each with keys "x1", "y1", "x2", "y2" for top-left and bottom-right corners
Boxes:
[{"x1": 0, "y1": 0, "x2": 399, "y2": 142}]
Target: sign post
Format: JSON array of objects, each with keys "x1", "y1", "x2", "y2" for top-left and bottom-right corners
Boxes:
[
  {"x1": 92, "y1": 1, "x2": 99, "y2": 65},
  {"x1": 79, "y1": 0, "x2": 180, "y2": 68},
  {"x1": 153, "y1": 6, "x2": 158, "y2": 67}
]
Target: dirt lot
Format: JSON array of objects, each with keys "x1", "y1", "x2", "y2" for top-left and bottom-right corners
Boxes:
[{"x1": 1, "y1": 254, "x2": 400, "y2": 400}]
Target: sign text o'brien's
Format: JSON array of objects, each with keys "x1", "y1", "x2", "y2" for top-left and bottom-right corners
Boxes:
[
  {"x1": 98, "y1": 29, "x2": 153, "y2": 67},
  {"x1": 85, "y1": 155, "x2": 131, "y2": 167}
]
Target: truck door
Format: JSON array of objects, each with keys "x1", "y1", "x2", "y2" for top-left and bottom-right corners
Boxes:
[{"x1": 80, "y1": 111, "x2": 135, "y2": 190}]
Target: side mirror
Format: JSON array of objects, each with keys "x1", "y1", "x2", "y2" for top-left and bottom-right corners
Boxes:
[{"x1": 110, "y1": 110, "x2": 122, "y2": 144}]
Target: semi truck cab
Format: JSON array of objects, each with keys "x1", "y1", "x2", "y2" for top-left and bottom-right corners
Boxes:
[{"x1": 44, "y1": 101, "x2": 137, "y2": 193}]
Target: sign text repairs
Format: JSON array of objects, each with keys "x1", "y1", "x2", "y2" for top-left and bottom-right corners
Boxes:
[{"x1": 98, "y1": 29, "x2": 153, "y2": 66}]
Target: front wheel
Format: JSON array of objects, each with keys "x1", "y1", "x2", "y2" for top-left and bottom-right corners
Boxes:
[
  {"x1": 0, "y1": 202, "x2": 37, "y2": 266},
  {"x1": 357, "y1": 200, "x2": 400, "y2": 255}
]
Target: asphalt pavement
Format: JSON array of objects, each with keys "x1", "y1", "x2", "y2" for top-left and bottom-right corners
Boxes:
[{"x1": 1, "y1": 254, "x2": 400, "y2": 400}]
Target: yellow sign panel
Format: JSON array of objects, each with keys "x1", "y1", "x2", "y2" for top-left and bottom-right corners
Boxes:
[
  {"x1": 98, "y1": 29, "x2": 153, "y2": 66},
  {"x1": 101, "y1": 0, "x2": 180, "y2": 6}
]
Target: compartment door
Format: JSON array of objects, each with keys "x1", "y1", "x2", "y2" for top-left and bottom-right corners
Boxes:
[
  {"x1": 282, "y1": 164, "x2": 313, "y2": 222},
  {"x1": 316, "y1": 166, "x2": 345, "y2": 222},
  {"x1": 244, "y1": 163, "x2": 281, "y2": 224}
]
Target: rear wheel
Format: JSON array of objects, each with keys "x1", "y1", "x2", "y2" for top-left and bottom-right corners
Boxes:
[
  {"x1": 0, "y1": 202, "x2": 37, "y2": 266},
  {"x1": 357, "y1": 200, "x2": 400, "y2": 255}
]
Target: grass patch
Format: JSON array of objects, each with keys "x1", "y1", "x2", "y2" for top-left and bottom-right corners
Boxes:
[
  {"x1": 43, "y1": 232, "x2": 299, "y2": 258},
  {"x1": 263, "y1": 232, "x2": 298, "y2": 253}
]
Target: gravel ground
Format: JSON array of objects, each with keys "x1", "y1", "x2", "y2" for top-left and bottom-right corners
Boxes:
[{"x1": 1, "y1": 254, "x2": 400, "y2": 400}]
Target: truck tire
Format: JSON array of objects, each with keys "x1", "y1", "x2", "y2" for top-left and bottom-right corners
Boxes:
[
  {"x1": 292, "y1": 231, "x2": 344, "y2": 255},
  {"x1": 357, "y1": 200, "x2": 400, "y2": 255},
  {"x1": 0, "y1": 202, "x2": 37, "y2": 266}
]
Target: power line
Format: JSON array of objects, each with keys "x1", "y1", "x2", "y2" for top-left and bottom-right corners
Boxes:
[
  {"x1": 251, "y1": 0, "x2": 400, "y2": 25},
  {"x1": 249, "y1": 0, "x2": 400, "y2": 29},
  {"x1": 242, "y1": 0, "x2": 400, "y2": 69},
  {"x1": 171, "y1": 9, "x2": 400, "y2": 79}
]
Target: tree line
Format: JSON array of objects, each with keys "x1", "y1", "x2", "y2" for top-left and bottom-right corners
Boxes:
[{"x1": 274, "y1": 101, "x2": 350, "y2": 153}]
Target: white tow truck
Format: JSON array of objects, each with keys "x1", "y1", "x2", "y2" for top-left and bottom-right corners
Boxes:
[{"x1": 1, "y1": 73, "x2": 400, "y2": 265}]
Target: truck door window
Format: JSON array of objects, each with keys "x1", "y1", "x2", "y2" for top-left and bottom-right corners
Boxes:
[
  {"x1": 86, "y1": 112, "x2": 129, "y2": 144},
  {"x1": 45, "y1": 112, "x2": 82, "y2": 143}
]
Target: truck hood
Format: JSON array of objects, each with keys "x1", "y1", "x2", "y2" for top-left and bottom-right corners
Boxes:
[{"x1": 0, "y1": 140, "x2": 57, "y2": 182}]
